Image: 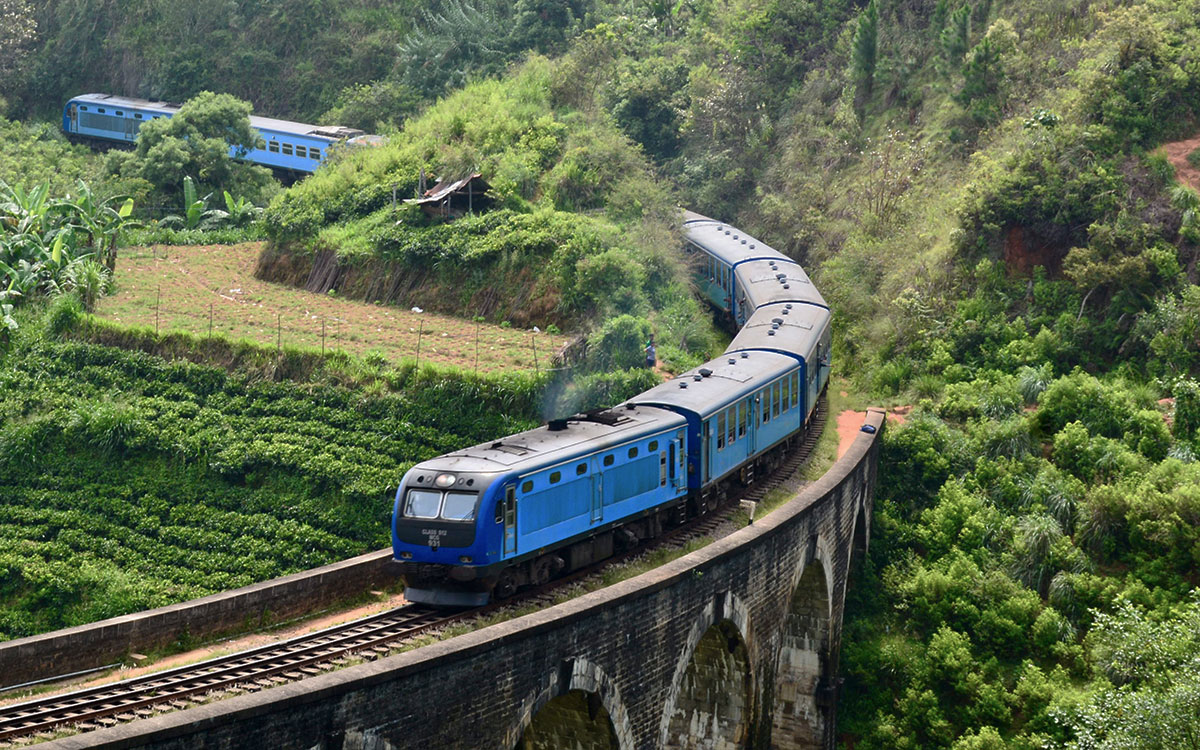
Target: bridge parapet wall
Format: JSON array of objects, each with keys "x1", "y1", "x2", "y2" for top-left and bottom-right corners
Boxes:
[{"x1": 48, "y1": 409, "x2": 884, "y2": 750}]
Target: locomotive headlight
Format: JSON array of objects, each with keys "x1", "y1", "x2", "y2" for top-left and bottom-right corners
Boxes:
[{"x1": 434, "y1": 473, "x2": 457, "y2": 488}]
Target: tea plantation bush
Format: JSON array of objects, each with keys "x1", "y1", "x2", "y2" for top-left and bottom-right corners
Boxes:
[{"x1": 0, "y1": 332, "x2": 541, "y2": 640}]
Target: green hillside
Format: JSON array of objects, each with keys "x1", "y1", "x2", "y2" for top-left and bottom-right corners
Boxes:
[{"x1": 5, "y1": 0, "x2": 1200, "y2": 744}]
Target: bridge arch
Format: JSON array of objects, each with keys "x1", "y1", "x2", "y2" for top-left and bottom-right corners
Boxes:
[
  {"x1": 771, "y1": 536, "x2": 834, "y2": 748},
  {"x1": 513, "y1": 657, "x2": 633, "y2": 750},
  {"x1": 660, "y1": 591, "x2": 755, "y2": 749}
]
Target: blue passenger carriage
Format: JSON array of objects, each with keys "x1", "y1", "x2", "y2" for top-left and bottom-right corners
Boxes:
[
  {"x1": 62, "y1": 93, "x2": 368, "y2": 174},
  {"x1": 629, "y1": 350, "x2": 806, "y2": 498}
]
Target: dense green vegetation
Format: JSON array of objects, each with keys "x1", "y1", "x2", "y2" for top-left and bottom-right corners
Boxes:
[
  {"x1": 263, "y1": 56, "x2": 719, "y2": 369},
  {"x1": 0, "y1": 299, "x2": 543, "y2": 639},
  {"x1": 6, "y1": 0, "x2": 1200, "y2": 744}
]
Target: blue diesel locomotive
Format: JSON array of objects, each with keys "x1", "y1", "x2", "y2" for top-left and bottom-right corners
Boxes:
[
  {"x1": 392, "y1": 212, "x2": 832, "y2": 606},
  {"x1": 62, "y1": 93, "x2": 377, "y2": 174}
]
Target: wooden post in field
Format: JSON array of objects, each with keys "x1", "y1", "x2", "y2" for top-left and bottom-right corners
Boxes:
[
  {"x1": 155, "y1": 286, "x2": 160, "y2": 335},
  {"x1": 474, "y1": 320, "x2": 480, "y2": 374},
  {"x1": 209, "y1": 302, "x2": 213, "y2": 338},
  {"x1": 416, "y1": 320, "x2": 424, "y2": 367},
  {"x1": 276, "y1": 313, "x2": 281, "y2": 351}
]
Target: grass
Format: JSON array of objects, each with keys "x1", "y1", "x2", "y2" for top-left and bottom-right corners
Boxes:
[{"x1": 98, "y1": 243, "x2": 571, "y2": 374}]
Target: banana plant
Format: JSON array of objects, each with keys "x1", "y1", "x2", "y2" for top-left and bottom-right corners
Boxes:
[
  {"x1": 55, "y1": 180, "x2": 137, "y2": 273},
  {"x1": 221, "y1": 190, "x2": 262, "y2": 227},
  {"x1": 161, "y1": 176, "x2": 226, "y2": 230}
]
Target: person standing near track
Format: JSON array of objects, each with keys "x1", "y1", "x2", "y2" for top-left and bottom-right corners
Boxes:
[{"x1": 644, "y1": 337, "x2": 656, "y2": 369}]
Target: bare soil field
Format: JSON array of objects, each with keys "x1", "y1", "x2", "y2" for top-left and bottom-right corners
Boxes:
[
  {"x1": 98, "y1": 243, "x2": 570, "y2": 373},
  {"x1": 1163, "y1": 134, "x2": 1200, "y2": 191}
]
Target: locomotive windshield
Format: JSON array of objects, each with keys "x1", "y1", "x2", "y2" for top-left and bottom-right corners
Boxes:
[
  {"x1": 402, "y1": 489, "x2": 478, "y2": 521},
  {"x1": 441, "y1": 492, "x2": 478, "y2": 520},
  {"x1": 404, "y1": 489, "x2": 441, "y2": 518}
]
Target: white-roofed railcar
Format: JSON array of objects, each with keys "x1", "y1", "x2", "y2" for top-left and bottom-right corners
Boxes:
[
  {"x1": 62, "y1": 93, "x2": 372, "y2": 175},
  {"x1": 392, "y1": 212, "x2": 832, "y2": 605}
]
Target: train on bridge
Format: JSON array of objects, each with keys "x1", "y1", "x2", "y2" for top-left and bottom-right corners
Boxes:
[{"x1": 393, "y1": 212, "x2": 832, "y2": 605}]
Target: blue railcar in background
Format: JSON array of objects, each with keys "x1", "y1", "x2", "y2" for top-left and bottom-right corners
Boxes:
[
  {"x1": 392, "y1": 212, "x2": 833, "y2": 606},
  {"x1": 62, "y1": 93, "x2": 375, "y2": 174}
]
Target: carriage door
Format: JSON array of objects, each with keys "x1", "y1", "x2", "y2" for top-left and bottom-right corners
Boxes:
[
  {"x1": 503, "y1": 485, "x2": 517, "y2": 555},
  {"x1": 590, "y1": 457, "x2": 603, "y2": 523},
  {"x1": 69, "y1": 104, "x2": 78, "y2": 133},
  {"x1": 702, "y1": 419, "x2": 712, "y2": 483},
  {"x1": 669, "y1": 433, "x2": 683, "y2": 490}
]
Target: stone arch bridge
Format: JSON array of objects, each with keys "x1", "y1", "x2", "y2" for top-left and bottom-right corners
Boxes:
[{"x1": 54, "y1": 410, "x2": 883, "y2": 750}]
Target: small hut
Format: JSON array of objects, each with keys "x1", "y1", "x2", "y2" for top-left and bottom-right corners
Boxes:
[{"x1": 406, "y1": 173, "x2": 493, "y2": 219}]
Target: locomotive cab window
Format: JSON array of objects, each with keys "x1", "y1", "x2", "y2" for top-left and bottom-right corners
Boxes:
[
  {"x1": 404, "y1": 489, "x2": 441, "y2": 519},
  {"x1": 440, "y1": 492, "x2": 477, "y2": 521}
]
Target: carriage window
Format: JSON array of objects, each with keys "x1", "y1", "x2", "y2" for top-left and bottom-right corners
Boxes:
[
  {"x1": 295, "y1": 145, "x2": 307, "y2": 158},
  {"x1": 782, "y1": 378, "x2": 789, "y2": 412},
  {"x1": 628, "y1": 447, "x2": 638, "y2": 458},
  {"x1": 762, "y1": 390, "x2": 770, "y2": 423},
  {"x1": 603, "y1": 454, "x2": 614, "y2": 467},
  {"x1": 282, "y1": 143, "x2": 294, "y2": 156},
  {"x1": 549, "y1": 471, "x2": 561, "y2": 484},
  {"x1": 576, "y1": 462, "x2": 587, "y2": 475},
  {"x1": 97, "y1": 108, "x2": 106, "y2": 113},
  {"x1": 441, "y1": 492, "x2": 477, "y2": 521},
  {"x1": 738, "y1": 400, "x2": 748, "y2": 437},
  {"x1": 135, "y1": 113, "x2": 142, "y2": 119},
  {"x1": 268, "y1": 141, "x2": 280, "y2": 153},
  {"x1": 404, "y1": 489, "x2": 441, "y2": 519},
  {"x1": 648, "y1": 440, "x2": 658, "y2": 451},
  {"x1": 312, "y1": 148, "x2": 322, "y2": 160},
  {"x1": 727, "y1": 407, "x2": 736, "y2": 444},
  {"x1": 115, "y1": 110, "x2": 123, "y2": 116},
  {"x1": 521, "y1": 480, "x2": 533, "y2": 493},
  {"x1": 774, "y1": 382, "x2": 781, "y2": 417},
  {"x1": 717, "y1": 413, "x2": 726, "y2": 450},
  {"x1": 495, "y1": 500, "x2": 504, "y2": 523},
  {"x1": 792, "y1": 373, "x2": 800, "y2": 406}
]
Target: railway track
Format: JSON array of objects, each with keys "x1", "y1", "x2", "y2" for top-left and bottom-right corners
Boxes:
[{"x1": 0, "y1": 396, "x2": 828, "y2": 746}]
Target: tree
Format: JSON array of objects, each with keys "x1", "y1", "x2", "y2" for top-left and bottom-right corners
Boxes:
[
  {"x1": 108, "y1": 92, "x2": 272, "y2": 203},
  {"x1": 851, "y1": 0, "x2": 879, "y2": 95},
  {"x1": 940, "y1": 5, "x2": 970, "y2": 67},
  {"x1": 1056, "y1": 597, "x2": 1200, "y2": 750},
  {"x1": 0, "y1": 0, "x2": 37, "y2": 82}
]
